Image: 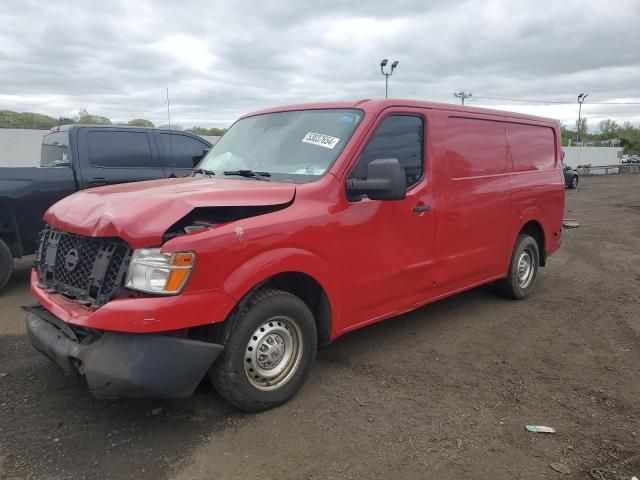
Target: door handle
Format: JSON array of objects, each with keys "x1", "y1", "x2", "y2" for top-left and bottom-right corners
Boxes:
[
  {"x1": 412, "y1": 204, "x2": 432, "y2": 213},
  {"x1": 86, "y1": 178, "x2": 107, "y2": 186}
]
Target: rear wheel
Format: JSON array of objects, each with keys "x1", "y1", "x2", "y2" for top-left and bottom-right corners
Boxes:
[
  {"x1": 0, "y1": 239, "x2": 13, "y2": 292},
  {"x1": 210, "y1": 288, "x2": 317, "y2": 412},
  {"x1": 496, "y1": 234, "x2": 540, "y2": 300},
  {"x1": 569, "y1": 175, "x2": 578, "y2": 189}
]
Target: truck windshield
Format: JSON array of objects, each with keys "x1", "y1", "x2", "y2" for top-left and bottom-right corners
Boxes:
[
  {"x1": 197, "y1": 109, "x2": 363, "y2": 183},
  {"x1": 40, "y1": 131, "x2": 71, "y2": 167}
]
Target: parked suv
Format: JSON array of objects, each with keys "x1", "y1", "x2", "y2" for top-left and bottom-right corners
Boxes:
[
  {"x1": 0, "y1": 125, "x2": 212, "y2": 290},
  {"x1": 563, "y1": 163, "x2": 579, "y2": 189},
  {"x1": 25, "y1": 100, "x2": 564, "y2": 411}
]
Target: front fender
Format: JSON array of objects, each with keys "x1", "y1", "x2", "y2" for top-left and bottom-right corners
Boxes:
[{"x1": 222, "y1": 247, "x2": 339, "y2": 322}]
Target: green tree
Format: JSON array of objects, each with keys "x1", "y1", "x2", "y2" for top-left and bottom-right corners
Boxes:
[
  {"x1": 128, "y1": 118, "x2": 155, "y2": 127},
  {"x1": 560, "y1": 122, "x2": 576, "y2": 146},
  {"x1": 76, "y1": 108, "x2": 112, "y2": 125},
  {"x1": 617, "y1": 121, "x2": 640, "y2": 154},
  {"x1": 598, "y1": 119, "x2": 619, "y2": 139},
  {"x1": 0, "y1": 110, "x2": 58, "y2": 129},
  {"x1": 575, "y1": 118, "x2": 588, "y2": 143},
  {"x1": 187, "y1": 126, "x2": 227, "y2": 136},
  {"x1": 158, "y1": 124, "x2": 184, "y2": 131},
  {"x1": 57, "y1": 116, "x2": 76, "y2": 126}
]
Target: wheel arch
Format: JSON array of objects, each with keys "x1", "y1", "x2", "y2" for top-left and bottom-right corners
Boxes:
[
  {"x1": 222, "y1": 248, "x2": 338, "y2": 345},
  {"x1": 0, "y1": 200, "x2": 22, "y2": 258},
  {"x1": 518, "y1": 220, "x2": 546, "y2": 266}
]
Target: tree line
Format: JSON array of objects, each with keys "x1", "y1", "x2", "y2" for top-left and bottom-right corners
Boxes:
[
  {"x1": 0, "y1": 109, "x2": 227, "y2": 136},
  {"x1": 560, "y1": 118, "x2": 640, "y2": 154},
  {"x1": 1, "y1": 107, "x2": 638, "y2": 153}
]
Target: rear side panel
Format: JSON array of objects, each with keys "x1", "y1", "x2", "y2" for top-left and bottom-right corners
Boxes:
[
  {"x1": 433, "y1": 112, "x2": 512, "y2": 291},
  {"x1": 506, "y1": 121, "x2": 564, "y2": 258}
]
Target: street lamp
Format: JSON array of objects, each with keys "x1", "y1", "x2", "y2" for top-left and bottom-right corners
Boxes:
[
  {"x1": 380, "y1": 59, "x2": 399, "y2": 98},
  {"x1": 453, "y1": 91, "x2": 473, "y2": 106},
  {"x1": 576, "y1": 93, "x2": 588, "y2": 144}
]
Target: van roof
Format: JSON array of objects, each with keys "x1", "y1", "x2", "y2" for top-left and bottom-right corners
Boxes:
[{"x1": 244, "y1": 99, "x2": 559, "y2": 125}]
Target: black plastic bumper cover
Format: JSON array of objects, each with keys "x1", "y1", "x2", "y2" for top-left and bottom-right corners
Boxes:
[{"x1": 24, "y1": 305, "x2": 224, "y2": 399}]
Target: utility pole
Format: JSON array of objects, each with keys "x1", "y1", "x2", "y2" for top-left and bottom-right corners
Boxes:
[
  {"x1": 380, "y1": 59, "x2": 399, "y2": 98},
  {"x1": 453, "y1": 92, "x2": 473, "y2": 105},
  {"x1": 576, "y1": 93, "x2": 588, "y2": 144}
]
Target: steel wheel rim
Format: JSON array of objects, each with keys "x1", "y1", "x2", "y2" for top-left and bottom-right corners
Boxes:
[
  {"x1": 244, "y1": 316, "x2": 303, "y2": 391},
  {"x1": 517, "y1": 249, "x2": 535, "y2": 288},
  {"x1": 572, "y1": 177, "x2": 578, "y2": 188}
]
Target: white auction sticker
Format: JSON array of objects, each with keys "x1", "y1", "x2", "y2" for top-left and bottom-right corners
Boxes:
[{"x1": 302, "y1": 132, "x2": 340, "y2": 149}]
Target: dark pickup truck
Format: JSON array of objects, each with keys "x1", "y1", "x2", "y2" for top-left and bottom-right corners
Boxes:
[{"x1": 0, "y1": 124, "x2": 213, "y2": 290}]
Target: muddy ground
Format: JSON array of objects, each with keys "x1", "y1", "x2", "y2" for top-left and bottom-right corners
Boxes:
[{"x1": 1, "y1": 174, "x2": 639, "y2": 480}]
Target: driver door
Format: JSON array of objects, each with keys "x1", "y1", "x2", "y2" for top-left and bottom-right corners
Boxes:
[{"x1": 338, "y1": 110, "x2": 436, "y2": 331}]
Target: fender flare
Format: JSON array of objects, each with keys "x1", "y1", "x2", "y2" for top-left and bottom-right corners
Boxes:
[
  {"x1": 0, "y1": 201, "x2": 23, "y2": 257},
  {"x1": 222, "y1": 247, "x2": 339, "y2": 328},
  {"x1": 514, "y1": 207, "x2": 550, "y2": 258}
]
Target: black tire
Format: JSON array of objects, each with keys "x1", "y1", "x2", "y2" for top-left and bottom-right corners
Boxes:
[
  {"x1": 496, "y1": 234, "x2": 540, "y2": 300},
  {"x1": 569, "y1": 175, "x2": 578, "y2": 189},
  {"x1": 0, "y1": 239, "x2": 13, "y2": 292},
  {"x1": 210, "y1": 288, "x2": 317, "y2": 412}
]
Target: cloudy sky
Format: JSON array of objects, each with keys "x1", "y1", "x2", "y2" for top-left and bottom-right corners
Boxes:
[{"x1": 1, "y1": 0, "x2": 639, "y2": 129}]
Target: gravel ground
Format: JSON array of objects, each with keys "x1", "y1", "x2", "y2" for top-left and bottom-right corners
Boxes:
[{"x1": 1, "y1": 174, "x2": 639, "y2": 480}]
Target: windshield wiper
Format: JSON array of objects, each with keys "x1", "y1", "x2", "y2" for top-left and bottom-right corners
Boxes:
[
  {"x1": 223, "y1": 169, "x2": 271, "y2": 181},
  {"x1": 192, "y1": 168, "x2": 216, "y2": 178}
]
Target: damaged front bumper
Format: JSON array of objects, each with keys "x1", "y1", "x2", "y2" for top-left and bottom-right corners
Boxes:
[{"x1": 24, "y1": 304, "x2": 223, "y2": 399}]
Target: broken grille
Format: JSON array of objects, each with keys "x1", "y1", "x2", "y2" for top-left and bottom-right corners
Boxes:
[{"x1": 36, "y1": 227, "x2": 132, "y2": 307}]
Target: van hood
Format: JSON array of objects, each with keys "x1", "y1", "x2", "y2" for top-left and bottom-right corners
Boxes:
[{"x1": 44, "y1": 177, "x2": 296, "y2": 248}]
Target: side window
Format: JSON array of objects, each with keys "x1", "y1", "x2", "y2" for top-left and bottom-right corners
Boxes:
[
  {"x1": 445, "y1": 117, "x2": 507, "y2": 178},
  {"x1": 87, "y1": 131, "x2": 153, "y2": 168},
  {"x1": 507, "y1": 123, "x2": 555, "y2": 172},
  {"x1": 349, "y1": 115, "x2": 424, "y2": 188},
  {"x1": 159, "y1": 134, "x2": 209, "y2": 169}
]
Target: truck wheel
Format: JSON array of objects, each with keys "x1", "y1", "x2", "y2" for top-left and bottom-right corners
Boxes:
[
  {"x1": 496, "y1": 234, "x2": 539, "y2": 300},
  {"x1": 210, "y1": 288, "x2": 317, "y2": 412},
  {"x1": 0, "y1": 239, "x2": 13, "y2": 292}
]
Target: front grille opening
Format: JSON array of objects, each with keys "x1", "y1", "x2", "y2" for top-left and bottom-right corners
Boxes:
[{"x1": 37, "y1": 227, "x2": 132, "y2": 308}]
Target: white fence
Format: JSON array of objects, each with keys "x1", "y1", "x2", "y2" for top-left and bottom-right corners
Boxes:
[
  {"x1": 0, "y1": 129, "x2": 49, "y2": 167},
  {"x1": 563, "y1": 146, "x2": 623, "y2": 169}
]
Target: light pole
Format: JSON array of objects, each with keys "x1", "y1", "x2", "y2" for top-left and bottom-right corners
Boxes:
[
  {"x1": 453, "y1": 91, "x2": 473, "y2": 105},
  {"x1": 380, "y1": 59, "x2": 399, "y2": 98},
  {"x1": 576, "y1": 93, "x2": 588, "y2": 144}
]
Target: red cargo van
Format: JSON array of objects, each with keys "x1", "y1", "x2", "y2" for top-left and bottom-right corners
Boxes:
[{"x1": 26, "y1": 99, "x2": 564, "y2": 411}]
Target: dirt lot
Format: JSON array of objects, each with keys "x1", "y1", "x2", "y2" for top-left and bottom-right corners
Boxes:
[{"x1": 1, "y1": 175, "x2": 639, "y2": 480}]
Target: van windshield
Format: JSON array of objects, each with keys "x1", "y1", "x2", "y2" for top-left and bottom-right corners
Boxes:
[
  {"x1": 40, "y1": 131, "x2": 71, "y2": 167},
  {"x1": 197, "y1": 109, "x2": 363, "y2": 183}
]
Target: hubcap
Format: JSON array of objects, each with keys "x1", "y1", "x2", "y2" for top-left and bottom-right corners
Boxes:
[
  {"x1": 244, "y1": 316, "x2": 303, "y2": 391},
  {"x1": 517, "y1": 249, "x2": 535, "y2": 288}
]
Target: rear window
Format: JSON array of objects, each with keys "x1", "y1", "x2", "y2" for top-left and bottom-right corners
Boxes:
[
  {"x1": 159, "y1": 133, "x2": 209, "y2": 169},
  {"x1": 40, "y1": 131, "x2": 70, "y2": 167},
  {"x1": 88, "y1": 131, "x2": 153, "y2": 168},
  {"x1": 446, "y1": 117, "x2": 507, "y2": 178},
  {"x1": 507, "y1": 123, "x2": 556, "y2": 171}
]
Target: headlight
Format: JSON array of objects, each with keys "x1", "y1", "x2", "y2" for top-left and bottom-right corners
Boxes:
[{"x1": 125, "y1": 248, "x2": 195, "y2": 295}]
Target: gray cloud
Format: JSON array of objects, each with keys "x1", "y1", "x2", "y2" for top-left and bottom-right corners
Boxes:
[{"x1": 1, "y1": 0, "x2": 639, "y2": 128}]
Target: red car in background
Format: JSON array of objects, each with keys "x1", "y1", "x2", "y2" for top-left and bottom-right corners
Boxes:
[{"x1": 25, "y1": 99, "x2": 564, "y2": 411}]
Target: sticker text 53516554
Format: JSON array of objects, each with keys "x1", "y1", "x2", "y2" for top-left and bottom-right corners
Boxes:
[{"x1": 302, "y1": 132, "x2": 340, "y2": 149}]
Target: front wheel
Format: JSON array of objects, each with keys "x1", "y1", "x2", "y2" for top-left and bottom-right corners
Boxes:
[
  {"x1": 210, "y1": 289, "x2": 317, "y2": 412},
  {"x1": 496, "y1": 234, "x2": 540, "y2": 300},
  {"x1": 0, "y1": 239, "x2": 13, "y2": 292}
]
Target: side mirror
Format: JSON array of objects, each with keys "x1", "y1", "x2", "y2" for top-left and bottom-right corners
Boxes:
[
  {"x1": 192, "y1": 149, "x2": 210, "y2": 166},
  {"x1": 346, "y1": 158, "x2": 406, "y2": 201}
]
